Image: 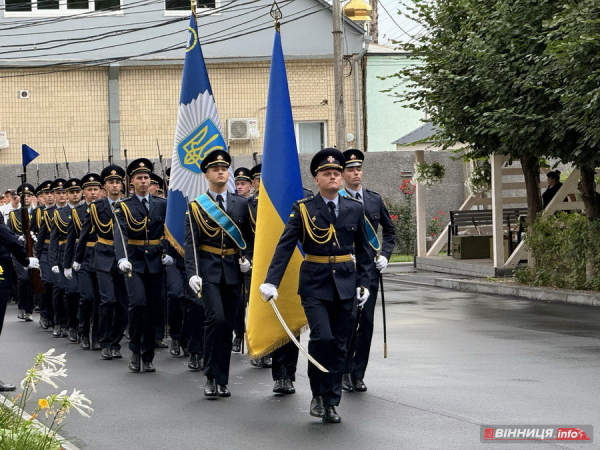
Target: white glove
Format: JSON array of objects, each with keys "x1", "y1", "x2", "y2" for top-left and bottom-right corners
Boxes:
[
  {"x1": 161, "y1": 254, "x2": 174, "y2": 266},
  {"x1": 356, "y1": 287, "x2": 370, "y2": 307},
  {"x1": 375, "y1": 255, "x2": 388, "y2": 273},
  {"x1": 72, "y1": 261, "x2": 81, "y2": 272},
  {"x1": 118, "y1": 259, "x2": 132, "y2": 273},
  {"x1": 259, "y1": 283, "x2": 278, "y2": 302},
  {"x1": 30, "y1": 231, "x2": 37, "y2": 243},
  {"x1": 351, "y1": 254, "x2": 356, "y2": 264},
  {"x1": 189, "y1": 275, "x2": 202, "y2": 294},
  {"x1": 27, "y1": 257, "x2": 40, "y2": 270},
  {"x1": 18, "y1": 235, "x2": 25, "y2": 243},
  {"x1": 64, "y1": 268, "x2": 73, "y2": 280},
  {"x1": 51, "y1": 265, "x2": 60, "y2": 274},
  {"x1": 239, "y1": 258, "x2": 251, "y2": 273}
]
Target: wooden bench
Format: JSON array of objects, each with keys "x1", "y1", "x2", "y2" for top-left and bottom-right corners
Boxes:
[{"x1": 447, "y1": 208, "x2": 528, "y2": 256}]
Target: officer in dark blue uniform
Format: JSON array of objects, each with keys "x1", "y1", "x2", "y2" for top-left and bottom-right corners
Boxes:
[
  {"x1": 0, "y1": 218, "x2": 39, "y2": 391},
  {"x1": 259, "y1": 148, "x2": 371, "y2": 423},
  {"x1": 341, "y1": 149, "x2": 396, "y2": 393},
  {"x1": 74, "y1": 166, "x2": 128, "y2": 355},
  {"x1": 37, "y1": 178, "x2": 69, "y2": 337},
  {"x1": 184, "y1": 149, "x2": 253, "y2": 398},
  {"x1": 7, "y1": 183, "x2": 36, "y2": 322},
  {"x1": 114, "y1": 159, "x2": 171, "y2": 373},
  {"x1": 33, "y1": 180, "x2": 55, "y2": 330},
  {"x1": 64, "y1": 173, "x2": 102, "y2": 351},
  {"x1": 48, "y1": 178, "x2": 82, "y2": 342}
]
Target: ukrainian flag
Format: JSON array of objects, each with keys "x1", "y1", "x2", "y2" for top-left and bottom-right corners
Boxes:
[
  {"x1": 247, "y1": 30, "x2": 307, "y2": 358},
  {"x1": 166, "y1": 15, "x2": 234, "y2": 253}
]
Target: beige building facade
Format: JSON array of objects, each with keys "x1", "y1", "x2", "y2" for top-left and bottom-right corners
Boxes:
[{"x1": 0, "y1": 58, "x2": 363, "y2": 165}]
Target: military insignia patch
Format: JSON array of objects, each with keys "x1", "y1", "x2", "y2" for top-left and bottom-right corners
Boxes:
[
  {"x1": 90, "y1": 177, "x2": 94, "y2": 181},
  {"x1": 327, "y1": 156, "x2": 335, "y2": 163},
  {"x1": 177, "y1": 117, "x2": 226, "y2": 175},
  {"x1": 111, "y1": 170, "x2": 116, "y2": 175},
  {"x1": 350, "y1": 154, "x2": 357, "y2": 160},
  {"x1": 140, "y1": 162, "x2": 145, "y2": 167}
]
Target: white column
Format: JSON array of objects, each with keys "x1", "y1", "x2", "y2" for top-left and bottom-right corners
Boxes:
[
  {"x1": 415, "y1": 150, "x2": 427, "y2": 257},
  {"x1": 491, "y1": 153, "x2": 504, "y2": 268}
]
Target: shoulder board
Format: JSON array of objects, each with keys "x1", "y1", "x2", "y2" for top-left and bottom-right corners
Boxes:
[
  {"x1": 365, "y1": 188, "x2": 380, "y2": 197},
  {"x1": 295, "y1": 196, "x2": 314, "y2": 204},
  {"x1": 341, "y1": 194, "x2": 361, "y2": 202},
  {"x1": 230, "y1": 192, "x2": 244, "y2": 199},
  {"x1": 151, "y1": 195, "x2": 166, "y2": 202}
]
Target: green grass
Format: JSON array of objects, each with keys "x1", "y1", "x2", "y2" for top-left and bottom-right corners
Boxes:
[{"x1": 390, "y1": 254, "x2": 414, "y2": 263}]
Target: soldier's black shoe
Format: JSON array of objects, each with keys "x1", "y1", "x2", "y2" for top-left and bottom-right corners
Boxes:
[
  {"x1": 309, "y1": 396, "x2": 325, "y2": 418},
  {"x1": 170, "y1": 339, "x2": 180, "y2": 357},
  {"x1": 61, "y1": 328, "x2": 69, "y2": 338},
  {"x1": 101, "y1": 348, "x2": 112, "y2": 360},
  {"x1": 323, "y1": 406, "x2": 341, "y2": 423},
  {"x1": 354, "y1": 378, "x2": 367, "y2": 392},
  {"x1": 143, "y1": 362, "x2": 156, "y2": 372},
  {"x1": 262, "y1": 355, "x2": 272, "y2": 368},
  {"x1": 155, "y1": 339, "x2": 168, "y2": 349},
  {"x1": 80, "y1": 336, "x2": 90, "y2": 350},
  {"x1": 204, "y1": 379, "x2": 217, "y2": 397},
  {"x1": 342, "y1": 373, "x2": 355, "y2": 392},
  {"x1": 39, "y1": 317, "x2": 50, "y2": 329},
  {"x1": 0, "y1": 381, "x2": 16, "y2": 392},
  {"x1": 188, "y1": 353, "x2": 200, "y2": 371},
  {"x1": 232, "y1": 337, "x2": 242, "y2": 353},
  {"x1": 68, "y1": 329, "x2": 78, "y2": 343},
  {"x1": 17, "y1": 309, "x2": 25, "y2": 320},
  {"x1": 111, "y1": 349, "x2": 122, "y2": 359},
  {"x1": 24, "y1": 313, "x2": 33, "y2": 322},
  {"x1": 250, "y1": 358, "x2": 263, "y2": 368},
  {"x1": 52, "y1": 325, "x2": 61, "y2": 337},
  {"x1": 182, "y1": 346, "x2": 189, "y2": 357},
  {"x1": 128, "y1": 354, "x2": 141, "y2": 372},
  {"x1": 273, "y1": 379, "x2": 286, "y2": 394},
  {"x1": 217, "y1": 384, "x2": 230, "y2": 398},
  {"x1": 284, "y1": 379, "x2": 296, "y2": 394},
  {"x1": 91, "y1": 340, "x2": 101, "y2": 351}
]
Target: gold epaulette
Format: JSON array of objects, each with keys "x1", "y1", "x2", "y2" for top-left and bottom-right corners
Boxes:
[
  {"x1": 298, "y1": 202, "x2": 338, "y2": 245},
  {"x1": 296, "y1": 196, "x2": 314, "y2": 204}
]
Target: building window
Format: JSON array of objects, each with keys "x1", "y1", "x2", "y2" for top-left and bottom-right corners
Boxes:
[
  {"x1": 5, "y1": 0, "x2": 120, "y2": 13},
  {"x1": 295, "y1": 121, "x2": 326, "y2": 154},
  {"x1": 165, "y1": 0, "x2": 214, "y2": 11}
]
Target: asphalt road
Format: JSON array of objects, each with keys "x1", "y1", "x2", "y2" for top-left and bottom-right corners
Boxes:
[{"x1": 1, "y1": 274, "x2": 599, "y2": 450}]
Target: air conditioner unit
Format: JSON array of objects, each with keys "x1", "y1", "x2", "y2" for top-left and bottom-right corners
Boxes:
[
  {"x1": 227, "y1": 118, "x2": 259, "y2": 140},
  {"x1": 19, "y1": 90, "x2": 30, "y2": 99},
  {"x1": 0, "y1": 132, "x2": 8, "y2": 149}
]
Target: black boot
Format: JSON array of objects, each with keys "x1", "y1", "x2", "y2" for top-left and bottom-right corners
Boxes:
[
  {"x1": 323, "y1": 406, "x2": 341, "y2": 423},
  {"x1": 188, "y1": 353, "x2": 200, "y2": 371},
  {"x1": 128, "y1": 354, "x2": 141, "y2": 372},
  {"x1": 170, "y1": 339, "x2": 180, "y2": 357}
]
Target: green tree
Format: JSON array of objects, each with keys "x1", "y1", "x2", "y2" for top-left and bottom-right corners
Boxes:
[{"x1": 394, "y1": 0, "x2": 570, "y2": 224}]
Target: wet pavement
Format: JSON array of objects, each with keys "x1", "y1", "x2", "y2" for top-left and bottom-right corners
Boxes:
[{"x1": 1, "y1": 271, "x2": 599, "y2": 449}]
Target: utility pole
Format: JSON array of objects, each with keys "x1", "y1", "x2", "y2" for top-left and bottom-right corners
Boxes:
[
  {"x1": 332, "y1": 0, "x2": 346, "y2": 149},
  {"x1": 369, "y1": 0, "x2": 378, "y2": 44}
]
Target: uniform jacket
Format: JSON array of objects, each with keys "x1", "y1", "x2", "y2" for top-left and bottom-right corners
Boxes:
[
  {"x1": 114, "y1": 194, "x2": 167, "y2": 274},
  {"x1": 48, "y1": 205, "x2": 73, "y2": 268},
  {"x1": 361, "y1": 189, "x2": 396, "y2": 280},
  {"x1": 184, "y1": 191, "x2": 253, "y2": 285},
  {"x1": 75, "y1": 197, "x2": 116, "y2": 272},
  {"x1": 265, "y1": 193, "x2": 371, "y2": 301},
  {"x1": 0, "y1": 221, "x2": 29, "y2": 268},
  {"x1": 64, "y1": 203, "x2": 95, "y2": 271},
  {"x1": 34, "y1": 205, "x2": 57, "y2": 261}
]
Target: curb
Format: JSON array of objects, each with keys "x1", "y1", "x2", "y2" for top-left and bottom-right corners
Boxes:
[
  {"x1": 0, "y1": 394, "x2": 80, "y2": 450},
  {"x1": 434, "y1": 278, "x2": 600, "y2": 307}
]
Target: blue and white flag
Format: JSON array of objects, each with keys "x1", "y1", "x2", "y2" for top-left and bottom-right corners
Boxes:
[{"x1": 166, "y1": 15, "x2": 234, "y2": 253}]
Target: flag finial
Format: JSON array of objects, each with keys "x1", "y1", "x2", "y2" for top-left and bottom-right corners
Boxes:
[
  {"x1": 190, "y1": 0, "x2": 197, "y2": 19},
  {"x1": 270, "y1": 1, "x2": 282, "y2": 32}
]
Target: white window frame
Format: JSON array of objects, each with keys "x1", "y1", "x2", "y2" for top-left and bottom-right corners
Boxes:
[
  {"x1": 294, "y1": 121, "x2": 327, "y2": 154},
  {"x1": 164, "y1": 0, "x2": 220, "y2": 17},
  {"x1": 3, "y1": 0, "x2": 124, "y2": 17}
]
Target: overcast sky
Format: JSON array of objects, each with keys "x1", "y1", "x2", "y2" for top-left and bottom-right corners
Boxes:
[{"x1": 373, "y1": 0, "x2": 425, "y2": 45}]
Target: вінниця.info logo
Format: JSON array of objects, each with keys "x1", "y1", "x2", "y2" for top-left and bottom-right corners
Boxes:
[{"x1": 481, "y1": 425, "x2": 592, "y2": 443}]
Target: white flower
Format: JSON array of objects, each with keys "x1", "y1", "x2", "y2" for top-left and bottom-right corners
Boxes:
[
  {"x1": 21, "y1": 366, "x2": 67, "y2": 392},
  {"x1": 35, "y1": 348, "x2": 67, "y2": 371},
  {"x1": 57, "y1": 389, "x2": 93, "y2": 418}
]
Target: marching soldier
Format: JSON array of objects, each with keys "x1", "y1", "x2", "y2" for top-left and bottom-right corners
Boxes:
[
  {"x1": 184, "y1": 150, "x2": 253, "y2": 397},
  {"x1": 64, "y1": 173, "x2": 102, "y2": 351},
  {"x1": 33, "y1": 180, "x2": 55, "y2": 330},
  {"x1": 231, "y1": 167, "x2": 252, "y2": 353},
  {"x1": 74, "y1": 166, "x2": 128, "y2": 355},
  {"x1": 48, "y1": 178, "x2": 82, "y2": 342},
  {"x1": 250, "y1": 164, "x2": 261, "y2": 195},
  {"x1": 0, "y1": 218, "x2": 40, "y2": 392},
  {"x1": 36, "y1": 178, "x2": 70, "y2": 337},
  {"x1": 341, "y1": 149, "x2": 396, "y2": 393},
  {"x1": 7, "y1": 183, "x2": 36, "y2": 322},
  {"x1": 259, "y1": 148, "x2": 371, "y2": 423},
  {"x1": 114, "y1": 159, "x2": 172, "y2": 373}
]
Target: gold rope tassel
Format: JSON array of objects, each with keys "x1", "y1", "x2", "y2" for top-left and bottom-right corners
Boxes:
[{"x1": 298, "y1": 203, "x2": 339, "y2": 246}]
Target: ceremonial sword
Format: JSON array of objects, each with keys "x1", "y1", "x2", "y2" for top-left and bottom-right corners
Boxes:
[
  {"x1": 186, "y1": 199, "x2": 201, "y2": 298},
  {"x1": 112, "y1": 205, "x2": 132, "y2": 278},
  {"x1": 377, "y1": 255, "x2": 388, "y2": 358}
]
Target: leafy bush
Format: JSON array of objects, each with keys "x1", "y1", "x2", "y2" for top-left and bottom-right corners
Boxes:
[{"x1": 519, "y1": 211, "x2": 600, "y2": 290}]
